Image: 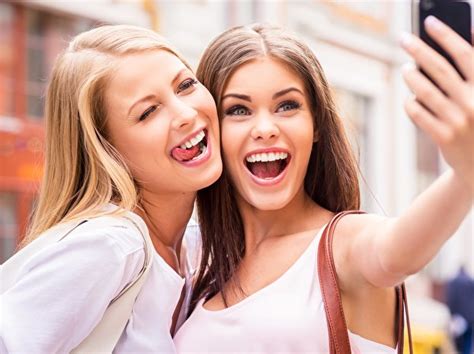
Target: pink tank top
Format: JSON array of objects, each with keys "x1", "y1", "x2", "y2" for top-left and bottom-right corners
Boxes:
[{"x1": 174, "y1": 227, "x2": 396, "y2": 353}]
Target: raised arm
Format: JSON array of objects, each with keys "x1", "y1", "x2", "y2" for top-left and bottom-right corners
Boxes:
[{"x1": 336, "y1": 17, "x2": 473, "y2": 290}]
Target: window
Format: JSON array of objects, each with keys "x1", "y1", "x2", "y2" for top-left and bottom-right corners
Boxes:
[
  {"x1": 25, "y1": 10, "x2": 95, "y2": 120},
  {"x1": 0, "y1": 3, "x2": 15, "y2": 117},
  {"x1": 332, "y1": 88, "x2": 375, "y2": 211},
  {"x1": 26, "y1": 10, "x2": 48, "y2": 119},
  {"x1": 0, "y1": 193, "x2": 18, "y2": 263}
]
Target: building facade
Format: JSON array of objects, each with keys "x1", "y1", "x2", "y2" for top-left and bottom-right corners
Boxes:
[{"x1": 0, "y1": 0, "x2": 153, "y2": 262}]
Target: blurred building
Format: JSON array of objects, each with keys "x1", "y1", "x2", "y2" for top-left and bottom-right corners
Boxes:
[
  {"x1": 1, "y1": 0, "x2": 472, "y2": 287},
  {"x1": 0, "y1": 0, "x2": 154, "y2": 262}
]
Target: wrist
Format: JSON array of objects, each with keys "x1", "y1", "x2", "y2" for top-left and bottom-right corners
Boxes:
[{"x1": 450, "y1": 169, "x2": 474, "y2": 200}]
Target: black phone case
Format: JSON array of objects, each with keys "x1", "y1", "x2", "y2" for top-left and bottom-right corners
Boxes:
[{"x1": 416, "y1": 0, "x2": 472, "y2": 80}]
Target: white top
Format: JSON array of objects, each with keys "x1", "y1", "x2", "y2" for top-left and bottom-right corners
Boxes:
[
  {"x1": 0, "y1": 206, "x2": 199, "y2": 353},
  {"x1": 174, "y1": 227, "x2": 396, "y2": 354}
]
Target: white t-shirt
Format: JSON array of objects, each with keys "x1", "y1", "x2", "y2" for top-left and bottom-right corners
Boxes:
[
  {"x1": 174, "y1": 226, "x2": 396, "y2": 354},
  {"x1": 0, "y1": 207, "x2": 199, "y2": 353}
]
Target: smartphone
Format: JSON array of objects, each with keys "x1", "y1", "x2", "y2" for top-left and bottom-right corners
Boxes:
[{"x1": 412, "y1": 0, "x2": 472, "y2": 81}]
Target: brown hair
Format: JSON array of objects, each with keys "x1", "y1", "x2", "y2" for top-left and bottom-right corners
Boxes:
[{"x1": 192, "y1": 23, "x2": 360, "y2": 307}]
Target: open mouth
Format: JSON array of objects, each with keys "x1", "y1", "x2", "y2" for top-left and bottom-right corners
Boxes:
[
  {"x1": 171, "y1": 129, "x2": 208, "y2": 163},
  {"x1": 245, "y1": 151, "x2": 290, "y2": 180}
]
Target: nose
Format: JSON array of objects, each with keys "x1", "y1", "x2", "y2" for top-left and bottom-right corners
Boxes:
[
  {"x1": 170, "y1": 97, "x2": 198, "y2": 130},
  {"x1": 250, "y1": 112, "x2": 280, "y2": 141}
]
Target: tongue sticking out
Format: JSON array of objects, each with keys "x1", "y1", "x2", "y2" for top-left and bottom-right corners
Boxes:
[
  {"x1": 249, "y1": 161, "x2": 283, "y2": 179},
  {"x1": 172, "y1": 145, "x2": 200, "y2": 162}
]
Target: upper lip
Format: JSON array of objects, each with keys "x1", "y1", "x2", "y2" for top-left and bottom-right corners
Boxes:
[{"x1": 172, "y1": 127, "x2": 207, "y2": 150}]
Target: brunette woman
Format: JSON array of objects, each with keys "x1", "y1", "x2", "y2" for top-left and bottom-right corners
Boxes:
[{"x1": 175, "y1": 20, "x2": 473, "y2": 352}]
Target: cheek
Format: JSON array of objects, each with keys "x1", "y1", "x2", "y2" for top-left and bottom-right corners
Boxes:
[
  {"x1": 296, "y1": 115, "x2": 315, "y2": 147},
  {"x1": 221, "y1": 121, "x2": 242, "y2": 172},
  {"x1": 196, "y1": 88, "x2": 219, "y2": 125}
]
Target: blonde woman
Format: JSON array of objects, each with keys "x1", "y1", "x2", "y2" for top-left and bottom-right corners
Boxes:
[
  {"x1": 174, "y1": 21, "x2": 473, "y2": 352},
  {"x1": 0, "y1": 25, "x2": 222, "y2": 352}
]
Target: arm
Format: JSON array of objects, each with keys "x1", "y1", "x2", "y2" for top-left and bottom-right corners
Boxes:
[
  {"x1": 0, "y1": 225, "x2": 144, "y2": 353},
  {"x1": 336, "y1": 18, "x2": 473, "y2": 290}
]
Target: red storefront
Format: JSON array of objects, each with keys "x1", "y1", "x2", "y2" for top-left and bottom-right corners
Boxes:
[
  {"x1": 0, "y1": 120, "x2": 43, "y2": 261},
  {"x1": 0, "y1": 3, "x2": 95, "y2": 262}
]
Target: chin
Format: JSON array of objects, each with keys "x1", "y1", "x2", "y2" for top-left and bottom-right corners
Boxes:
[
  {"x1": 245, "y1": 192, "x2": 294, "y2": 211},
  {"x1": 199, "y1": 159, "x2": 223, "y2": 189}
]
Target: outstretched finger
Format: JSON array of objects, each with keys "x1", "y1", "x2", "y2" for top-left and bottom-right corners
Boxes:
[
  {"x1": 404, "y1": 97, "x2": 451, "y2": 146},
  {"x1": 400, "y1": 33, "x2": 463, "y2": 99},
  {"x1": 402, "y1": 65, "x2": 465, "y2": 127},
  {"x1": 424, "y1": 16, "x2": 474, "y2": 81}
]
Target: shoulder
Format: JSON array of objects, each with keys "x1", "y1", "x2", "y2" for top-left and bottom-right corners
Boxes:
[
  {"x1": 332, "y1": 212, "x2": 388, "y2": 249},
  {"x1": 331, "y1": 212, "x2": 390, "y2": 289},
  {"x1": 74, "y1": 212, "x2": 147, "y2": 257},
  {"x1": 18, "y1": 211, "x2": 147, "y2": 278},
  {"x1": 0, "y1": 212, "x2": 149, "y2": 352}
]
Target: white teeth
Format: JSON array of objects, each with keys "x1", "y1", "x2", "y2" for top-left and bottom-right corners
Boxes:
[
  {"x1": 180, "y1": 130, "x2": 205, "y2": 149},
  {"x1": 246, "y1": 152, "x2": 288, "y2": 163}
]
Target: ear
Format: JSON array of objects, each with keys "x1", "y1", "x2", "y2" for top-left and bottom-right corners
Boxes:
[{"x1": 313, "y1": 129, "x2": 319, "y2": 143}]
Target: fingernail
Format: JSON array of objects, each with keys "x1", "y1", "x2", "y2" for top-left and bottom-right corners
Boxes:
[
  {"x1": 425, "y1": 16, "x2": 442, "y2": 31},
  {"x1": 399, "y1": 32, "x2": 413, "y2": 49}
]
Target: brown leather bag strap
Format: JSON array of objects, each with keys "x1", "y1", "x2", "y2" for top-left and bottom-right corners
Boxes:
[
  {"x1": 396, "y1": 286, "x2": 404, "y2": 353},
  {"x1": 402, "y1": 283, "x2": 414, "y2": 354},
  {"x1": 317, "y1": 211, "x2": 413, "y2": 354}
]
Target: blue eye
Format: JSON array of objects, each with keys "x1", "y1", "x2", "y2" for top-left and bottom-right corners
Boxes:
[
  {"x1": 225, "y1": 105, "x2": 251, "y2": 116},
  {"x1": 178, "y1": 78, "x2": 198, "y2": 93},
  {"x1": 277, "y1": 100, "x2": 301, "y2": 112}
]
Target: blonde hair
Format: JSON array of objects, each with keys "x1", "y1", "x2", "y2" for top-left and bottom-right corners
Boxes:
[{"x1": 23, "y1": 25, "x2": 188, "y2": 245}]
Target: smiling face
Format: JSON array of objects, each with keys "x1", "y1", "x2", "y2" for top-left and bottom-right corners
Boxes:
[
  {"x1": 220, "y1": 56, "x2": 315, "y2": 210},
  {"x1": 104, "y1": 49, "x2": 222, "y2": 195}
]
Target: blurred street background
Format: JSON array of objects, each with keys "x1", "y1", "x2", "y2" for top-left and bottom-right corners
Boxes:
[{"x1": 0, "y1": 0, "x2": 473, "y2": 352}]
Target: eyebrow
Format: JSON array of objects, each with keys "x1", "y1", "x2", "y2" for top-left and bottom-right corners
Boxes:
[
  {"x1": 272, "y1": 87, "x2": 304, "y2": 99},
  {"x1": 127, "y1": 68, "x2": 189, "y2": 117},
  {"x1": 221, "y1": 93, "x2": 252, "y2": 102},
  {"x1": 221, "y1": 87, "x2": 304, "y2": 103}
]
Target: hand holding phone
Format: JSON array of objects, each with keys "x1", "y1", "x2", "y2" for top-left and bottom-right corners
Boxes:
[{"x1": 401, "y1": 11, "x2": 474, "y2": 194}]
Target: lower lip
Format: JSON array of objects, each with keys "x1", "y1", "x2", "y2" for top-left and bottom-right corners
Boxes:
[
  {"x1": 175, "y1": 133, "x2": 212, "y2": 168},
  {"x1": 244, "y1": 158, "x2": 290, "y2": 187}
]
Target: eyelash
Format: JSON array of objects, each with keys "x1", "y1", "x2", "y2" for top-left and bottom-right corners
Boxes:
[
  {"x1": 139, "y1": 105, "x2": 158, "y2": 121},
  {"x1": 277, "y1": 100, "x2": 301, "y2": 112},
  {"x1": 178, "y1": 78, "x2": 198, "y2": 93},
  {"x1": 138, "y1": 78, "x2": 198, "y2": 122},
  {"x1": 225, "y1": 105, "x2": 250, "y2": 116},
  {"x1": 224, "y1": 100, "x2": 301, "y2": 116}
]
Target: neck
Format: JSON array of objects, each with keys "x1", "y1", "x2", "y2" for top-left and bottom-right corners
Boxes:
[
  {"x1": 237, "y1": 187, "x2": 330, "y2": 254},
  {"x1": 135, "y1": 189, "x2": 196, "y2": 273}
]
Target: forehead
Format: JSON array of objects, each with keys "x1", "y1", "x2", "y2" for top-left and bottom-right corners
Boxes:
[
  {"x1": 105, "y1": 50, "x2": 187, "y2": 103},
  {"x1": 224, "y1": 56, "x2": 305, "y2": 93}
]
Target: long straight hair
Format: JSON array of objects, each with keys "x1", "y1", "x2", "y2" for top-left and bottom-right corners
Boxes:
[
  {"x1": 192, "y1": 24, "x2": 360, "y2": 307},
  {"x1": 23, "y1": 25, "x2": 188, "y2": 246}
]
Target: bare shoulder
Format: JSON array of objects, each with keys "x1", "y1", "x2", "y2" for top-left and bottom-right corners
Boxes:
[
  {"x1": 332, "y1": 212, "x2": 389, "y2": 290},
  {"x1": 334, "y1": 212, "x2": 387, "y2": 237}
]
